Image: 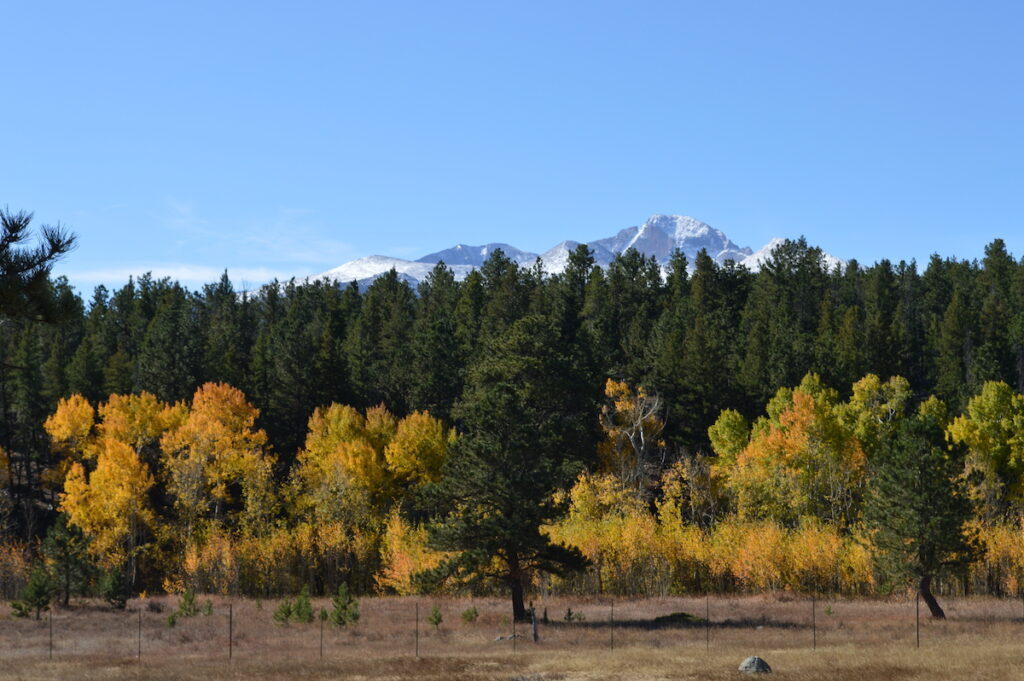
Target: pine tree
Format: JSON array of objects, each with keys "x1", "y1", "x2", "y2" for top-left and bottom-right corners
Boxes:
[
  {"x1": 425, "y1": 315, "x2": 592, "y2": 621},
  {"x1": 864, "y1": 401, "x2": 982, "y2": 618},
  {"x1": 0, "y1": 208, "x2": 76, "y2": 322},
  {"x1": 42, "y1": 515, "x2": 95, "y2": 607},
  {"x1": 409, "y1": 263, "x2": 462, "y2": 422}
]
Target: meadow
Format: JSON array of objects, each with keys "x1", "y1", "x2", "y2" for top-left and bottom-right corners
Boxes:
[{"x1": 2, "y1": 595, "x2": 1023, "y2": 680}]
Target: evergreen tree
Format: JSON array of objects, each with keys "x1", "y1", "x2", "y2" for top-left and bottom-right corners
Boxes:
[
  {"x1": 0, "y1": 208, "x2": 76, "y2": 322},
  {"x1": 425, "y1": 315, "x2": 593, "y2": 621},
  {"x1": 864, "y1": 401, "x2": 982, "y2": 618},
  {"x1": 409, "y1": 263, "x2": 462, "y2": 422},
  {"x1": 41, "y1": 515, "x2": 94, "y2": 607}
]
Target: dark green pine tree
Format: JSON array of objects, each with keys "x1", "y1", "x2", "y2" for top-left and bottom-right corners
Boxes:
[
  {"x1": 255, "y1": 281, "x2": 322, "y2": 458},
  {"x1": 674, "y1": 251, "x2": 748, "y2": 451},
  {"x1": 199, "y1": 272, "x2": 247, "y2": 388},
  {"x1": 0, "y1": 208, "x2": 76, "y2": 322},
  {"x1": 833, "y1": 305, "x2": 866, "y2": 389},
  {"x1": 453, "y1": 269, "x2": 485, "y2": 368},
  {"x1": 425, "y1": 314, "x2": 594, "y2": 621},
  {"x1": 647, "y1": 250, "x2": 690, "y2": 443},
  {"x1": 864, "y1": 404, "x2": 982, "y2": 619},
  {"x1": 603, "y1": 249, "x2": 664, "y2": 385},
  {"x1": 936, "y1": 289, "x2": 976, "y2": 409},
  {"x1": 477, "y1": 249, "x2": 532, "y2": 345},
  {"x1": 344, "y1": 270, "x2": 416, "y2": 413},
  {"x1": 862, "y1": 260, "x2": 898, "y2": 378},
  {"x1": 409, "y1": 263, "x2": 463, "y2": 422},
  {"x1": 42, "y1": 515, "x2": 95, "y2": 607},
  {"x1": 136, "y1": 284, "x2": 200, "y2": 403},
  {"x1": 975, "y1": 239, "x2": 1016, "y2": 385}
]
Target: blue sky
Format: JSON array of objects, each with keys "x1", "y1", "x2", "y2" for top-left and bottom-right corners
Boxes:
[{"x1": 4, "y1": 1, "x2": 1022, "y2": 291}]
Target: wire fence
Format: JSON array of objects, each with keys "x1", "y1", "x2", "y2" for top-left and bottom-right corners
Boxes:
[{"x1": 2, "y1": 594, "x2": 1023, "y2": 663}]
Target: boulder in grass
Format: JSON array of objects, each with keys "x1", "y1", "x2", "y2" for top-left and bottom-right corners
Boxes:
[{"x1": 739, "y1": 656, "x2": 772, "y2": 673}]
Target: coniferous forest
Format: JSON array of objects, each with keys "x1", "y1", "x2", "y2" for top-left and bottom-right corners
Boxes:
[{"x1": 5, "y1": 215, "x2": 1024, "y2": 619}]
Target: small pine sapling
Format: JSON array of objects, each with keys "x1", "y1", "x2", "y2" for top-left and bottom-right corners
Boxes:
[
  {"x1": 461, "y1": 605, "x2": 479, "y2": 624},
  {"x1": 200, "y1": 598, "x2": 213, "y2": 616},
  {"x1": 273, "y1": 599, "x2": 294, "y2": 625},
  {"x1": 564, "y1": 607, "x2": 584, "y2": 622},
  {"x1": 293, "y1": 585, "x2": 314, "y2": 623},
  {"x1": 98, "y1": 569, "x2": 130, "y2": 610},
  {"x1": 177, "y1": 589, "x2": 198, "y2": 617},
  {"x1": 329, "y1": 583, "x2": 359, "y2": 627},
  {"x1": 11, "y1": 565, "x2": 55, "y2": 619},
  {"x1": 427, "y1": 605, "x2": 443, "y2": 630}
]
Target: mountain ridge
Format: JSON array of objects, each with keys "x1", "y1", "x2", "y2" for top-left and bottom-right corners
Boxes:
[{"x1": 313, "y1": 215, "x2": 844, "y2": 289}]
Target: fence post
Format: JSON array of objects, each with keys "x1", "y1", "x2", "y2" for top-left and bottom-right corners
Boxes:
[
  {"x1": 415, "y1": 602, "x2": 419, "y2": 658},
  {"x1": 915, "y1": 592, "x2": 920, "y2": 649},
  {"x1": 48, "y1": 608, "x2": 53, "y2": 660},
  {"x1": 138, "y1": 607, "x2": 142, "y2": 661},
  {"x1": 610, "y1": 601, "x2": 614, "y2": 650},
  {"x1": 229, "y1": 603, "x2": 233, "y2": 660},
  {"x1": 705, "y1": 594, "x2": 710, "y2": 652},
  {"x1": 513, "y1": 613, "x2": 517, "y2": 654},
  {"x1": 320, "y1": 610, "x2": 324, "y2": 659},
  {"x1": 812, "y1": 594, "x2": 816, "y2": 650},
  {"x1": 531, "y1": 607, "x2": 538, "y2": 643}
]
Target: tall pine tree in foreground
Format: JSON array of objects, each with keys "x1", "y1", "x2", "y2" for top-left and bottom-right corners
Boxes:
[
  {"x1": 424, "y1": 314, "x2": 593, "y2": 621},
  {"x1": 865, "y1": 400, "x2": 982, "y2": 618}
]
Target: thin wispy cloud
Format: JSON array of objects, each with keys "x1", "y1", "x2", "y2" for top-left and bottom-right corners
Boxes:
[
  {"x1": 155, "y1": 200, "x2": 358, "y2": 266},
  {"x1": 60, "y1": 265, "x2": 299, "y2": 290}
]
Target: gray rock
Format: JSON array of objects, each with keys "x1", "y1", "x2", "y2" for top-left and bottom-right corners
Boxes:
[{"x1": 739, "y1": 656, "x2": 772, "y2": 673}]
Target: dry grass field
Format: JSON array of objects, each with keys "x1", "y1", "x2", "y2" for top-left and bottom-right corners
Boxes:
[{"x1": 2, "y1": 594, "x2": 1023, "y2": 680}]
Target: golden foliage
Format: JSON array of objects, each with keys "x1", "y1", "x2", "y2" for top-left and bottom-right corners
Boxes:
[
  {"x1": 60, "y1": 437, "x2": 156, "y2": 570},
  {"x1": 598, "y1": 379, "x2": 665, "y2": 491},
  {"x1": 376, "y1": 512, "x2": 447, "y2": 595},
  {"x1": 161, "y1": 382, "x2": 272, "y2": 534},
  {"x1": 44, "y1": 394, "x2": 96, "y2": 456},
  {"x1": 719, "y1": 374, "x2": 866, "y2": 527},
  {"x1": 384, "y1": 410, "x2": 452, "y2": 487}
]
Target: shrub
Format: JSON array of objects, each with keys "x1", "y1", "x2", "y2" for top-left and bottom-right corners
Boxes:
[
  {"x1": 427, "y1": 605, "x2": 443, "y2": 629},
  {"x1": 98, "y1": 569, "x2": 130, "y2": 609},
  {"x1": 293, "y1": 585, "x2": 314, "y2": 623},
  {"x1": 177, "y1": 588, "x2": 198, "y2": 617},
  {"x1": 11, "y1": 565, "x2": 56, "y2": 619},
  {"x1": 461, "y1": 605, "x2": 479, "y2": 623},
  {"x1": 329, "y1": 583, "x2": 359, "y2": 627},
  {"x1": 273, "y1": 599, "x2": 294, "y2": 625}
]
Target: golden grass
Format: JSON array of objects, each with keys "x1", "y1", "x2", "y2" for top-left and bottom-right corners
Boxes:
[{"x1": 1, "y1": 595, "x2": 1023, "y2": 679}]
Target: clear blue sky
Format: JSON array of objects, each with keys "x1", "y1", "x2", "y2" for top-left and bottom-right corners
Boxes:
[{"x1": 4, "y1": 1, "x2": 1022, "y2": 291}]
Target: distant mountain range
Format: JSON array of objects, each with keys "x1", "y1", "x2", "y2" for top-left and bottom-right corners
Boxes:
[{"x1": 312, "y1": 214, "x2": 844, "y2": 289}]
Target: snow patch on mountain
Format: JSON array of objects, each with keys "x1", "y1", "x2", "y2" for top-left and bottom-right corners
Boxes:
[
  {"x1": 312, "y1": 215, "x2": 845, "y2": 289},
  {"x1": 740, "y1": 237, "x2": 846, "y2": 272},
  {"x1": 313, "y1": 255, "x2": 476, "y2": 289},
  {"x1": 416, "y1": 243, "x2": 538, "y2": 267}
]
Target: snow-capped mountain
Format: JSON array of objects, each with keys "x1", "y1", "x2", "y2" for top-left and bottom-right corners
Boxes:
[
  {"x1": 314, "y1": 255, "x2": 477, "y2": 290},
  {"x1": 739, "y1": 237, "x2": 846, "y2": 272},
  {"x1": 590, "y1": 215, "x2": 753, "y2": 265},
  {"x1": 416, "y1": 243, "x2": 539, "y2": 268},
  {"x1": 311, "y1": 215, "x2": 844, "y2": 289}
]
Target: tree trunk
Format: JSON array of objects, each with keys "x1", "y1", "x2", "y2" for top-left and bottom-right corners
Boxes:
[
  {"x1": 510, "y1": 574, "x2": 527, "y2": 622},
  {"x1": 920, "y1": 574, "x2": 946, "y2": 619}
]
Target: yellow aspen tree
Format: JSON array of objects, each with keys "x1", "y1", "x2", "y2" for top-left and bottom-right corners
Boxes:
[
  {"x1": 720, "y1": 374, "x2": 866, "y2": 527},
  {"x1": 60, "y1": 437, "x2": 156, "y2": 580},
  {"x1": 292, "y1": 403, "x2": 395, "y2": 515},
  {"x1": 384, "y1": 410, "x2": 453, "y2": 488},
  {"x1": 44, "y1": 394, "x2": 97, "y2": 458},
  {"x1": 948, "y1": 381, "x2": 1024, "y2": 518},
  {"x1": 160, "y1": 383, "x2": 271, "y2": 538},
  {"x1": 98, "y1": 392, "x2": 187, "y2": 463},
  {"x1": 598, "y1": 379, "x2": 666, "y2": 492}
]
